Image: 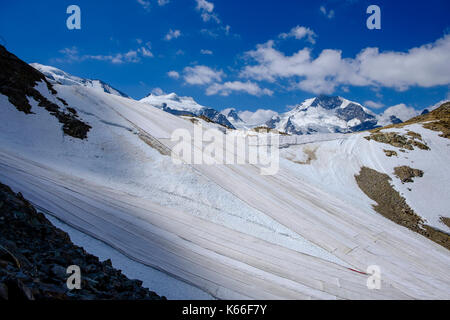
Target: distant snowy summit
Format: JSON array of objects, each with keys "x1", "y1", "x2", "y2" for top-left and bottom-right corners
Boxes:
[
  {"x1": 140, "y1": 92, "x2": 235, "y2": 129},
  {"x1": 30, "y1": 63, "x2": 130, "y2": 98},
  {"x1": 265, "y1": 95, "x2": 379, "y2": 135},
  {"x1": 223, "y1": 95, "x2": 443, "y2": 135}
]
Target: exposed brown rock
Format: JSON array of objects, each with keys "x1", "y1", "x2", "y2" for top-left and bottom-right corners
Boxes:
[
  {"x1": 440, "y1": 217, "x2": 450, "y2": 229},
  {"x1": 394, "y1": 166, "x2": 424, "y2": 183},
  {"x1": 252, "y1": 126, "x2": 289, "y2": 135},
  {"x1": 383, "y1": 150, "x2": 398, "y2": 157},
  {"x1": 355, "y1": 167, "x2": 450, "y2": 250},
  {"x1": 293, "y1": 147, "x2": 317, "y2": 165},
  {"x1": 364, "y1": 131, "x2": 430, "y2": 151}
]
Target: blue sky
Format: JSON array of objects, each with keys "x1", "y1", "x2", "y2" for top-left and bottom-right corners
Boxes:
[{"x1": 1, "y1": 0, "x2": 449, "y2": 114}]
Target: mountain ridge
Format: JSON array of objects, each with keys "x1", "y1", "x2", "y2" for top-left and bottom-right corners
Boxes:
[
  {"x1": 30, "y1": 63, "x2": 130, "y2": 98},
  {"x1": 26, "y1": 63, "x2": 447, "y2": 136},
  {"x1": 140, "y1": 92, "x2": 236, "y2": 129}
]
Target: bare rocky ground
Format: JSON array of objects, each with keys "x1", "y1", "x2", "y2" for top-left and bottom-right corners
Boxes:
[
  {"x1": 0, "y1": 181, "x2": 165, "y2": 300},
  {"x1": 364, "y1": 131, "x2": 430, "y2": 151},
  {"x1": 355, "y1": 167, "x2": 450, "y2": 250},
  {"x1": 383, "y1": 150, "x2": 398, "y2": 157},
  {"x1": 393, "y1": 166, "x2": 424, "y2": 183},
  {"x1": 441, "y1": 217, "x2": 450, "y2": 229}
]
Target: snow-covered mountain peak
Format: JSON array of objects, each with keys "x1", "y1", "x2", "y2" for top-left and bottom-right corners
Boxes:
[
  {"x1": 140, "y1": 92, "x2": 205, "y2": 112},
  {"x1": 267, "y1": 95, "x2": 378, "y2": 135},
  {"x1": 221, "y1": 108, "x2": 244, "y2": 123},
  {"x1": 140, "y1": 92, "x2": 235, "y2": 129},
  {"x1": 30, "y1": 63, "x2": 130, "y2": 98},
  {"x1": 309, "y1": 94, "x2": 344, "y2": 110}
]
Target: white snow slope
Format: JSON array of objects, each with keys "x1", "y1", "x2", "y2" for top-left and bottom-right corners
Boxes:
[
  {"x1": 30, "y1": 63, "x2": 130, "y2": 98},
  {"x1": 140, "y1": 92, "x2": 206, "y2": 114},
  {"x1": 0, "y1": 76, "x2": 449, "y2": 299}
]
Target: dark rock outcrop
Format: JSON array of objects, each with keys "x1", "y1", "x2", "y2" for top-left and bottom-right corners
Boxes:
[
  {"x1": 310, "y1": 95, "x2": 343, "y2": 110},
  {"x1": 160, "y1": 104, "x2": 235, "y2": 129},
  {"x1": 0, "y1": 45, "x2": 91, "y2": 139},
  {"x1": 389, "y1": 115, "x2": 403, "y2": 124},
  {"x1": 0, "y1": 181, "x2": 164, "y2": 300},
  {"x1": 336, "y1": 103, "x2": 375, "y2": 122},
  {"x1": 224, "y1": 109, "x2": 243, "y2": 123}
]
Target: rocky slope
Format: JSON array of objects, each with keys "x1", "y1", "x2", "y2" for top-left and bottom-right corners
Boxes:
[
  {"x1": 0, "y1": 45, "x2": 91, "y2": 139},
  {"x1": 0, "y1": 181, "x2": 164, "y2": 300}
]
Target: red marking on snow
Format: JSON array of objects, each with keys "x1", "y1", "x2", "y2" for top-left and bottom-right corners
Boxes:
[{"x1": 348, "y1": 268, "x2": 368, "y2": 275}]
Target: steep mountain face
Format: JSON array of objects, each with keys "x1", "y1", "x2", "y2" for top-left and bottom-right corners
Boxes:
[
  {"x1": 225, "y1": 109, "x2": 243, "y2": 123},
  {"x1": 220, "y1": 108, "x2": 248, "y2": 129},
  {"x1": 0, "y1": 46, "x2": 91, "y2": 139},
  {"x1": 30, "y1": 63, "x2": 130, "y2": 98},
  {"x1": 389, "y1": 115, "x2": 403, "y2": 124},
  {"x1": 266, "y1": 95, "x2": 379, "y2": 135},
  {"x1": 140, "y1": 93, "x2": 235, "y2": 129}
]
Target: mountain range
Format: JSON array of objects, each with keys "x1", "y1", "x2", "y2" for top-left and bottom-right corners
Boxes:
[{"x1": 26, "y1": 63, "x2": 441, "y2": 135}]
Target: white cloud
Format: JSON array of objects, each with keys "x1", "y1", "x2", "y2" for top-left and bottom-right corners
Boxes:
[
  {"x1": 139, "y1": 47, "x2": 153, "y2": 57},
  {"x1": 57, "y1": 46, "x2": 153, "y2": 64},
  {"x1": 201, "y1": 12, "x2": 220, "y2": 23},
  {"x1": 183, "y1": 65, "x2": 224, "y2": 85},
  {"x1": 151, "y1": 87, "x2": 165, "y2": 95},
  {"x1": 138, "y1": 42, "x2": 153, "y2": 57},
  {"x1": 378, "y1": 104, "x2": 419, "y2": 125},
  {"x1": 58, "y1": 47, "x2": 79, "y2": 61},
  {"x1": 84, "y1": 50, "x2": 140, "y2": 64},
  {"x1": 364, "y1": 100, "x2": 384, "y2": 109},
  {"x1": 320, "y1": 6, "x2": 335, "y2": 19},
  {"x1": 200, "y1": 49, "x2": 213, "y2": 55},
  {"x1": 238, "y1": 109, "x2": 279, "y2": 125},
  {"x1": 200, "y1": 28, "x2": 219, "y2": 38},
  {"x1": 206, "y1": 81, "x2": 273, "y2": 96},
  {"x1": 240, "y1": 35, "x2": 450, "y2": 94},
  {"x1": 138, "y1": 0, "x2": 168, "y2": 9},
  {"x1": 240, "y1": 40, "x2": 351, "y2": 94},
  {"x1": 355, "y1": 36, "x2": 450, "y2": 89},
  {"x1": 165, "y1": 29, "x2": 181, "y2": 41},
  {"x1": 137, "y1": 0, "x2": 151, "y2": 10},
  {"x1": 167, "y1": 70, "x2": 180, "y2": 79},
  {"x1": 195, "y1": 0, "x2": 220, "y2": 23},
  {"x1": 279, "y1": 26, "x2": 317, "y2": 44},
  {"x1": 196, "y1": 0, "x2": 214, "y2": 12}
]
